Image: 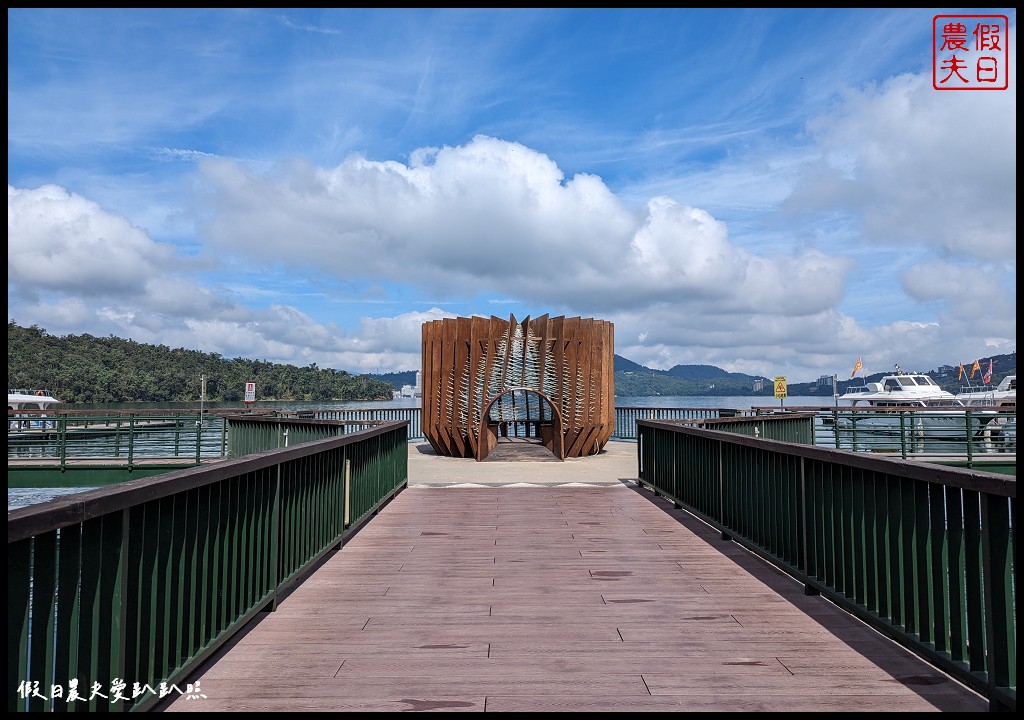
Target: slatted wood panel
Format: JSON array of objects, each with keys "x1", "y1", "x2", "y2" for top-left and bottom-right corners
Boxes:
[
  {"x1": 163, "y1": 487, "x2": 987, "y2": 712},
  {"x1": 421, "y1": 315, "x2": 615, "y2": 461}
]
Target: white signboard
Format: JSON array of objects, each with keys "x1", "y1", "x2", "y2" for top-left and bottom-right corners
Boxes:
[{"x1": 245, "y1": 381, "x2": 256, "y2": 403}]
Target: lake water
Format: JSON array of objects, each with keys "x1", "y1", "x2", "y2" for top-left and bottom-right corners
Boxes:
[{"x1": 9, "y1": 396, "x2": 831, "y2": 510}]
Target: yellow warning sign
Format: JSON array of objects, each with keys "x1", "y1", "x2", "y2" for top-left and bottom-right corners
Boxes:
[{"x1": 774, "y1": 376, "x2": 787, "y2": 399}]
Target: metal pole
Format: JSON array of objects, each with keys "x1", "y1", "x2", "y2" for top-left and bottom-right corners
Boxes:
[{"x1": 197, "y1": 373, "x2": 206, "y2": 463}]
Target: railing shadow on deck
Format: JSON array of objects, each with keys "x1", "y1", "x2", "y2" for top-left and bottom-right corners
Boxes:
[
  {"x1": 8, "y1": 422, "x2": 409, "y2": 713},
  {"x1": 637, "y1": 419, "x2": 1016, "y2": 712},
  {"x1": 624, "y1": 482, "x2": 988, "y2": 712}
]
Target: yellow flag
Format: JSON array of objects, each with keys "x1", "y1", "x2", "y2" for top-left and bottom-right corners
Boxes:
[
  {"x1": 970, "y1": 359, "x2": 981, "y2": 379},
  {"x1": 850, "y1": 358, "x2": 863, "y2": 378},
  {"x1": 958, "y1": 362, "x2": 964, "y2": 381}
]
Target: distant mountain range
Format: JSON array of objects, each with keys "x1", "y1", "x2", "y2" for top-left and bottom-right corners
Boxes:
[
  {"x1": 369, "y1": 352, "x2": 1017, "y2": 398},
  {"x1": 612, "y1": 355, "x2": 772, "y2": 397}
]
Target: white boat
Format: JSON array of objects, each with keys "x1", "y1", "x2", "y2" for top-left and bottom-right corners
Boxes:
[
  {"x1": 8, "y1": 389, "x2": 61, "y2": 431},
  {"x1": 955, "y1": 375, "x2": 1016, "y2": 408},
  {"x1": 835, "y1": 367, "x2": 1010, "y2": 454},
  {"x1": 839, "y1": 365, "x2": 956, "y2": 407},
  {"x1": 8, "y1": 388, "x2": 61, "y2": 411}
]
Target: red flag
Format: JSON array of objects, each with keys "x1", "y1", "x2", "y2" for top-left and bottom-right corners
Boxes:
[
  {"x1": 983, "y1": 359, "x2": 993, "y2": 384},
  {"x1": 850, "y1": 358, "x2": 863, "y2": 378}
]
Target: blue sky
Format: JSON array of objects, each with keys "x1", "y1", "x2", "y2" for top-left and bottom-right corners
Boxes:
[{"x1": 8, "y1": 8, "x2": 1017, "y2": 382}]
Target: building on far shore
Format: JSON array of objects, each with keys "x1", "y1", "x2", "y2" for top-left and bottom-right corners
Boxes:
[{"x1": 393, "y1": 369, "x2": 422, "y2": 399}]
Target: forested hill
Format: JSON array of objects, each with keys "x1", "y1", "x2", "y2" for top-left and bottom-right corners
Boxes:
[
  {"x1": 7, "y1": 322, "x2": 394, "y2": 403},
  {"x1": 613, "y1": 356, "x2": 768, "y2": 397}
]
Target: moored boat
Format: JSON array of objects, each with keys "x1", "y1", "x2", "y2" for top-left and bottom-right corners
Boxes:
[
  {"x1": 834, "y1": 366, "x2": 1010, "y2": 454},
  {"x1": 955, "y1": 374, "x2": 1016, "y2": 408},
  {"x1": 8, "y1": 388, "x2": 61, "y2": 411},
  {"x1": 838, "y1": 365, "x2": 956, "y2": 407},
  {"x1": 8, "y1": 388, "x2": 61, "y2": 431}
]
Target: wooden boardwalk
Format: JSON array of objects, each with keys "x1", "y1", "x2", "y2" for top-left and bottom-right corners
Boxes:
[{"x1": 163, "y1": 443, "x2": 987, "y2": 712}]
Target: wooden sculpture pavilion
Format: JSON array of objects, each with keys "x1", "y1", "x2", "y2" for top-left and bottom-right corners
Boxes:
[{"x1": 421, "y1": 314, "x2": 615, "y2": 461}]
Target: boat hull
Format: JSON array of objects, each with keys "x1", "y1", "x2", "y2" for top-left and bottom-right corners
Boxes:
[{"x1": 833, "y1": 411, "x2": 1013, "y2": 454}]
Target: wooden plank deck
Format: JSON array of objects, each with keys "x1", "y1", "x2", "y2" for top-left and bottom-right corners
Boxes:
[{"x1": 162, "y1": 466, "x2": 988, "y2": 712}]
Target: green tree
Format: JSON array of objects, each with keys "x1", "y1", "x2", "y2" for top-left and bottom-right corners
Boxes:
[{"x1": 7, "y1": 322, "x2": 395, "y2": 404}]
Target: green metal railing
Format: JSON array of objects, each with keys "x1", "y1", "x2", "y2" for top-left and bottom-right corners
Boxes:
[
  {"x1": 637, "y1": 419, "x2": 1016, "y2": 711},
  {"x1": 691, "y1": 411, "x2": 815, "y2": 443},
  {"x1": 8, "y1": 412, "x2": 229, "y2": 487},
  {"x1": 293, "y1": 406, "x2": 766, "y2": 442},
  {"x1": 10, "y1": 405, "x2": 1012, "y2": 491},
  {"x1": 815, "y1": 407, "x2": 1015, "y2": 454},
  {"x1": 298, "y1": 407, "x2": 423, "y2": 441},
  {"x1": 224, "y1": 414, "x2": 388, "y2": 458},
  {"x1": 8, "y1": 421, "x2": 408, "y2": 713},
  {"x1": 613, "y1": 406, "x2": 755, "y2": 439}
]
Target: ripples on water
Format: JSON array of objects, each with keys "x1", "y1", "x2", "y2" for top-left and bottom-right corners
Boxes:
[{"x1": 9, "y1": 487, "x2": 96, "y2": 511}]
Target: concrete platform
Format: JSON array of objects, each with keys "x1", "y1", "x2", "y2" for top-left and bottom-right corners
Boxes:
[{"x1": 407, "y1": 439, "x2": 639, "y2": 488}]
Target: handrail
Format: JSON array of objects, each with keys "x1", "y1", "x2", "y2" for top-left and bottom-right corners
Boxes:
[
  {"x1": 8, "y1": 421, "x2": 409, "y2": 712},
  {"x1": 10, "y1": 404, "x2": 1014, "y2": 471},
  {"x1": 220, "y1": 414, "x2": 390, "y2": 457},
  {"x1": 8, "y1": 411, "x2": 226, "y2": 463},
  {"x1": 636, "y1": 418, "x2": 1016, "y2": 711}
]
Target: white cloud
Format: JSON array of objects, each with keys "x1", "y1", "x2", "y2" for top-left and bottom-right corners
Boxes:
[
  {"x1": 7, "y1": 60, "x2": 1016, "y2": 380},
  {"x1": 789, "y1": 71, "x2": 1016, "y2": 263},
  {"x1": 194, "y1": 135, "x2": 853, "y2": 320},
  {"x1": 5, "y1": 184, "x2": 464, "y2": 372},
  {"x1": 8, "y1": 185, "x2": 175, "y2": 297}
]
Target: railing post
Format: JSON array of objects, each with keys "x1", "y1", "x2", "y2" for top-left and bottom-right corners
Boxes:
[
  {"x1": 195, "y1": 416, "x2": 202, "y2": 466},
  {"x1": 800, "y1": 456, "x2": 819, "y2": 596},
  {"x1": 965, "y1": 410, "x2": 975, "y2": 464},
  {"x1": 220, "y1": 416, "x2": 228, "y2": 458},
  {"x1": 269, "y1": 461, "x2": 281, "y2": 612},
  {"x1": 128, "y1": 414, "x2": 135, "y2": 468},
  {"x1": 112, "y1": 508, "x2": 130, "y2": 711},
  {"x1": 980, "y1": 493, "x2": 1014, "y2": 710},
  {"x1": 344, "y1": 457, "x2": 351, "y2": 529},
  {"x1": 719, "y1": 439, "x2": 730, "y2": 541},
  {"x1": 59, "y1": 414, "x2": 69, "y2": 471},
  {"x1": 899, "y1": 412, "x2": 908, "y2": 459},
  {"x1": 636, "y1": 426, "x2": 643, "y2": 481}
]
